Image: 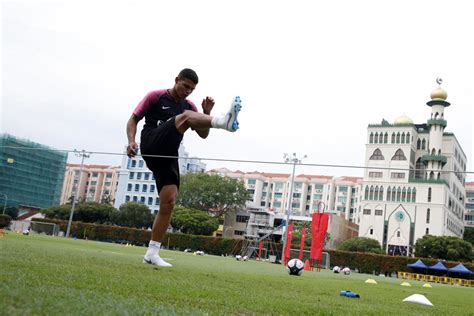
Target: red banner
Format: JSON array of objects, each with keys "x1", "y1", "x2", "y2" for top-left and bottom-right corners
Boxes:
[
  {"x1": 310, "y1": 213, "x2": 329, "y2": 261},
  {"x1": 283, "y1": 223, "x2": 293, "y2": 265},
  {"x1": 299, "y1": 223, "x2": 306, "y2": 260},
  {"x1": 258, "y1": 240, "x2": 263, "y2": 258}
]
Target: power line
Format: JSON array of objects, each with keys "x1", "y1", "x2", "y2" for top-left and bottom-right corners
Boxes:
[{"x1": 1, "y1": 145, "x2": 473, "y2": 175}]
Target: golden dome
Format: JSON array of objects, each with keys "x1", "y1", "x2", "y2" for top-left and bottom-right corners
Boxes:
[
  {"x1": 394, "y1": 114, "x2": 413, "y2": 125},
  {"x1": 430, "y1": 87, "x2": 448, "y2": 100}
]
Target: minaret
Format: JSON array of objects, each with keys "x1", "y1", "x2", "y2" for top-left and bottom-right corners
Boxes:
[{"x1": 423, "y1": 78, "x2": 449, "y2": 180}]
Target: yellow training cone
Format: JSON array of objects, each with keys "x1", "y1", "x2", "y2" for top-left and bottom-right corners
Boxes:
[
  {"x1": 401, "y1": 282, "x2": 411, "y2": 287},
  {"x1": 365, "y1": 279, "x2": 377, "y2": 284},
  {"x1": 422, "y1": 283, "x2": 432, "y2": 288}
]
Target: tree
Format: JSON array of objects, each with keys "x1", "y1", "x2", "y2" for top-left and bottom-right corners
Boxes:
[
  {"x1": 41, "y1": 202, "x2": 117, "y2": 224},
  {"x1": 414, "y1": 235, "x2": 472, "y2": 261},
  {"x1": 0, "y1": 214, "x2": 12, "y2": 228},
  {"x1": 177, "y1": 173, "x2": 249, "y2": 217},
  {"x1": 463, "y1": 227, "x2": 474, "y2": 245},
  {"x1": 111, "y1": 202, "x2": 153, "y2": 229},
  {"x1": 337, "y1": 237, "x2": 383, "y2": 254},
  {"x1": 3, "y1": 206, "x2": 19, "y2": 220},
  {"x1": 170, "y1": 206, "x2": 219, "y2": 236}
]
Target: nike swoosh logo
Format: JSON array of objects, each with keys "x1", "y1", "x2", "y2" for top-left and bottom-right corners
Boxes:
[{"x1": 162, "y1": 106, "x2": 170, "y2": 110}]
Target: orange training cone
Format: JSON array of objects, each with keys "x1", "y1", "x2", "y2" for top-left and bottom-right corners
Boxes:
[{"x1": 304, "y1": 259, "x2": 311, "y2": 271}]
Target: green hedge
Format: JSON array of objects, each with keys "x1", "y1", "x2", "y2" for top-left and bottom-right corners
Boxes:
[
  {"x1": 31, "y1": 218, "x2": 243, "y2": 256},
  {"x1": 0, "y1": 214, "x2": 12, "y2": 229}
]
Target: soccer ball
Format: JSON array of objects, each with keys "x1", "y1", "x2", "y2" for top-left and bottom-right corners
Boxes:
[
  {"x1": 333, "y1": 266, "x2": 341, "y2": 273},
  {"x1": 342, "y1": 267, "x2": 351, "y2": 275},
  {"x1": 286, "y1": 258, "x2": 304, "y2": 276}
]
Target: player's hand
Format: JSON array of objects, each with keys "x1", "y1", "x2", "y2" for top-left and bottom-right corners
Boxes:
[
  {"x1": 201, "y1": 96, "x2": 215, "y2": 115},
  {"x1": 127, "y1": 142, "x2": 138, "y2": 158}
]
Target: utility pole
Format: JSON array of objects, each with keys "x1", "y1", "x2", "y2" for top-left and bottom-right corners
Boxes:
[
  {"x1": 0, "y1": 193, "x2": 7, "y2": 214},
  {"x1": 66, "y1": 150, "x2": 90, "y2": 238},
  {"x1": 282, "y1": 153, "x2": 307, "y2": 261}
]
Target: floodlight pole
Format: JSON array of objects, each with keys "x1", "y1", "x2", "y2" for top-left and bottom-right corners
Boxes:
[
  {"x1": 282, "y1": 153, "x2": 307, "y2": 262},
  {"x1": 66, "y1": 150, "x2": 90, "y2": 238},
  {"x1": 0, "y1": 193, "x2": 7, "y2": 214}
]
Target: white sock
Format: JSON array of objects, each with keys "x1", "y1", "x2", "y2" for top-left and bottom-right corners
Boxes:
[
  {"x1": 145, "y1": 240, "x2": 161, "y2": 257},
  {"x1": 211, "y1": 115, "x2": 227, "y2": 129}
]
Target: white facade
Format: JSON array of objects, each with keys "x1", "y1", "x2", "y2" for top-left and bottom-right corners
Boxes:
[
  {"x1": 209, "y1": 168, "x2": 362, "y2": 222},
  {"x1": 359, "y1": 83, "x2": 467, "y2": 255},
  {"x1": 465, "y1": 182, "x2": 474, "y2": 228},
  {"x1": 114, "y1": 144, "x2": 206, "y2": 214}
]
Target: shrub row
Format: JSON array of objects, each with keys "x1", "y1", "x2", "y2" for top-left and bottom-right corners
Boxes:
[{"x1": 31, "y1": 218, "x2": 243, "y2": 256}]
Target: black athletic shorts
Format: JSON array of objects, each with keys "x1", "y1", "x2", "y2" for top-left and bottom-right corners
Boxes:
[{"x1": 140, "y1": 117, "x2": 183, "y2": 193}]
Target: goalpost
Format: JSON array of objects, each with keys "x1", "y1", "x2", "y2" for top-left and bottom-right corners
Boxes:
[{"x1": 30, "y1": 221, "x2": 60, "y2": 236}]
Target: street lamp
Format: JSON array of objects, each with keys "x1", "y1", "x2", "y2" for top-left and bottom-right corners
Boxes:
[
  {"x1": 0, "y1": 193, "x2": 7, "y2": 214},
  {"x1": 66, "y1": 150, "x2": 90, "y2": 238},
  {"x1": 282, "y1": 153, "x2": 307, "y2": 259}
]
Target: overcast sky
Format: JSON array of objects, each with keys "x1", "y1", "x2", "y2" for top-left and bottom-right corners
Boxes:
[{"x1": 1, "y1": 0, "x2": 473, "y2": 180}]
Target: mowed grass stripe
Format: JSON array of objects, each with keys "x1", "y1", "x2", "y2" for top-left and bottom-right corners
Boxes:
[{"x1": 1, "y1": 233, "x2": 472, "y2": 315}]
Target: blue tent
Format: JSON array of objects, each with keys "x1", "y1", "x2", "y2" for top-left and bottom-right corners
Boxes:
[
  {"x1": 407, "y1": 260, "x2": 428, "y2": 269},
  {"x1": 448, "y1": 263, "x2": 473, "y2": 275},
  {"x1": 427, "y1": 261, "x2": 448, "y2": 272}
]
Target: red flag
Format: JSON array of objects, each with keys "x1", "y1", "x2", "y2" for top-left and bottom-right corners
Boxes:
[
  {"x1": 283, "y1": 223, "x2": 293, "y2": 265},
  {"x1": 310, "y1": 213, "x2": 329, "y2": 261},
  {"x1": 258, "y1": 240, "x2": 263, "y2": 258},
  {"x1": 299, "y1": 223, "x2": 306, "y2": 260}
]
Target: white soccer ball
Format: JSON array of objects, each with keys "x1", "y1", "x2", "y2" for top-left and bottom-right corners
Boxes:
[
  {"x1": 333, "y1": 266, "x2": 341, "y2": 273},
  {"x1": 286, "y1": 258, "x2": 304, "y2": 276},
  {"x1": 342, "y1": 267, "x2": 351, "y2": 275}
]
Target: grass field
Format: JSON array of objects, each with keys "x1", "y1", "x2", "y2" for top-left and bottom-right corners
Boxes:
[{"x1": 1, "y1": 233, "x2": 473, "y2": 315}]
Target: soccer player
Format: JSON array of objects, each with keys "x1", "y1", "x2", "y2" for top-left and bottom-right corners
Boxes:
[{"x1": 126, "y1": 68, "x2": 241, "y2": 267}]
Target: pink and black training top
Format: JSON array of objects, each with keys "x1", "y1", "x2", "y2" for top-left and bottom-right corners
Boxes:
[{"x1": 133, "y1": 89, "x2": 198, "y2": 130}]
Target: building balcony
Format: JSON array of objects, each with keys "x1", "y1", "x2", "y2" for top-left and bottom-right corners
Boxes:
[
  {"x1": 421, "y1": 154, "x2": 447, "y2": 164},
  {"x1": 427, "y1": 119, "x2": 447, "y2": 127}
]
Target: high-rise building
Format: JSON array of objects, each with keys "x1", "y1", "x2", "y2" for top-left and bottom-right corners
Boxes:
[
  {"x1": 359, "y1": 82, "x2": 467, "y2": 255},
  {"x1": 60, "y1": 164, "x2": 120, "y2": 205},
  {"x1": 465, "y1": 182, "x2": 474, "y2": 228},
  {"x1": 0, "y1": 134, "x2": 67, "y2": 210},
  {"x1": 114, "y1": 144, "x2": 206, "y2": 214}
]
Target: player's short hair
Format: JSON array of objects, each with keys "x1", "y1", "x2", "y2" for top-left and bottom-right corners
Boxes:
[{"x1": 178, "y1": 68, "x2": 199, "y2": 84}]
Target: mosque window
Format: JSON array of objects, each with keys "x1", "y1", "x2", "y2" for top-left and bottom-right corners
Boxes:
[
  {"x1": 391, "y1": 149, "x2": 407, "y2": 160},
  {"x1": 369, "y1": 186, "x2": 374, "y2": 200},
  {"x1": 374, "y1": 132, "x2": 378, "y2": 144},
  {"x1": 391, "y1": 133, "x2": 396, "y2": 143},
  {"x1": 421, "y1": 139, "x2": 426, "y2": 150},
  {"x1": 384, "y1": 133, "x2": 388, "y2": 144},
  {"x1": 401, "y1": 133, "x2": 405, "y2": 144},
  {"x1": 396, "y1": 132, "x2": 400, "y2": 143},
  {"x1": 412, "y1": 188, "x2": 416, "y2": 202},
  {"x1": 387, "y1": 187, "x2": 391, "y2": 200},
  {"x1": 370, "y1": 149, "x2": 385, "y2": 160},
  {"x1": 426, "y1": 208, "x2": 430, "y2": 223},
  {"x1": 369, "y1": 133, "x2": 374, "y2": 143},
  {"x1": 428, "y1": 187, "x2": 432, "y2": 202},
  {"x1": 379, "y1": 133, "x2": 383, "y2": 143},
  {"x1": 397, "y1": 231, "x2": 400, "y2": 237},
  {"x1": 425, "y1": 228, "x2": 429, "y2": 235},
  {"x1": 406, "y1": 132, "x2": 410, "y2": 143},
  {"x1": 417, "y1": 139, "x2": 421, "y2": 149},
  {"x1": 379, "y1": 186, "x2": 384, "y2": 201}
]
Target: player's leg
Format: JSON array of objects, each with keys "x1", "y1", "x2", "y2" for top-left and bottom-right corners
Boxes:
[
  {"x1": 144, "y1": 184, "x2": 177, "y2": 267},
  {"x1": 175, "y1": 96, "x2": 242, "y2": 133}
]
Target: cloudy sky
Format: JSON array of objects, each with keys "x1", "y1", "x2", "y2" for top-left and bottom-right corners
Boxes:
[{"x1": 1, "y1": 0, "x2": 473, "y2": 180}]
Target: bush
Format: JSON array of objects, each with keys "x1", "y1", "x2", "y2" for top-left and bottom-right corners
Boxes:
[
  {"x1": 0, "y1": 214, "x2": 12, "y2": 228},
  {"x1": 337, "y1": 237, "x2": 383, "y2": 254}
]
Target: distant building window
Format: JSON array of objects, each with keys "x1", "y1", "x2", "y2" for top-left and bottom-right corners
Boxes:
[
  {"x1": 261, "y1": 201, "x2": 266, "y2": 206},
  {"x1": 391, "y1": 149, "x2": 407, "y2": 160},
  {"x1": 370, "y1": 149, "x2": 384, "y2": 160},
  {"x1": 106, "y1": 173, "x2": 112, "y2": 178},
  {"x1": 132, "y1": 196, "x2": 138, "y2": 202},
  {"x1": 236, "y1": 215, "x2": 249, "y2": 223},
  {"x1": 370, "y1": 228, "x2": 374, "y2": 235},
  {"x1": 127, "y1": 184, "x2": 132, "y2": 191},
  {"x1": 426, "y1": 208, "x2": 430, "y2": 223},
  {"x1": 148, "y1": 197, "x2": 153, "y2": 205},
  {"x1": 129, "y1": 172, "x2": 134, "y2": 180},
  {"x1": 375, "y1": 209, "x2": 383, "y2": 216},
  {"x1": 155, "y1": 198, "x2": 160, "y2": 206},
  {"x1": 140, "y1": 196, "x2": 145, "y2": 204},
  {"x1": 135, "y1": 184, "x2": 139, "y2": 192},
  {"x1": 125, "y1": 195, "x2": 130, "y2": 202},
  {"x1": 247, "y1": 179, "x2": 256, "y2": 185},
  {"x1": 234, "y1": 230, "x2": 245, "y2": 236},
  {"x1": 397, "y1": 231, "x2": 400, "y2": 237},
  {"x1": 131, "y1": 160, "x2": 137, "y2": 168},
  {"x1": 425, "y1": 228, "x2": 429, "y2": 235},
  {"x1": 144, "y1": 173, "x2": 150, "y2": 180},
  {"x1": 137, "y1": 172, "x2": 142, "y2": 180},
  {"x1": 369, "y1": 171, "x2": 383, "y2": 178},
  {"x1": 150, "y1": 185, "x2": 155, "y2": 193},
  {"x1": 363, "y1": 209, "x2": 371, "y2": 215},
  {"x1": 142, "y1": 184, "x2": 147, "y2": 192},
  {"x1": 428, "y1": 187, "x2": 432, "y2": 202},
  {"x1": 139, "y1": 160, "x2": 144, "y2": 168},
  {"x1": 391, "y1": 172, "x2": 405, "y2": 179}
]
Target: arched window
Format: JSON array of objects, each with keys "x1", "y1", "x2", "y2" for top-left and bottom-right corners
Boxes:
[
  {"x1": 397, "y1": 187, "x2": 401, "y2": 201},
  {"x1": 370, "y1": 149, "x2": 385, "y2": 160},
  {"x1": 415, "y1": 158, "x2": 424, "y2": 179},
  {"x1": 429, "y1": 171, "x2": 434, "y2": 180},
  {"x1": 435, "y1": 112, "x2": 439, "y2": 119},
  {"x1": 421, "y1": 139, "x2": 426, "y2": 150},
  {"x1": 417, "y1": 139, "x2": 421, "y2": 149},
  {"x1": 384, "y1": 133, "x2": 388, "y2": 144},
  {"x1": 387, "y1": 186, "x2": 391, "y2": 201},
  {"x1": 431, "y1": 148, "x2": 436, "y2": 155},
  {"x1": 369, "y1": 133, "x2": 374, "y2": 143},
  {"x1": 391, "y1": 149, "x2": 407, "y2": 160},
  {"x1": 425, "y1": 228, "x2": 429, "y2": 235},
  {"x1": 364, "y1": 186, "x2": 369, "y2": 200},
  {"x1": 379, "y1": 133, "x2": 383, "y2": 143},
  {"x1": 397, "y1": 231, "x2": 400, "y2": 237},
  {"x1": 428, "y1": 187, "x2": 432, "y2": 202},
  {"x1": 391, "y1": 133, "x2": 396, "y2": 143},
  {"x1": 406, "y1": 132, "x2": 410, "y2": 143},
  {"x1": 412, "y1": 188, "x2": 416, "y2": 202},
  {"x1": 379, "y1": 186, "x2": 384, "y2": 201},
  {"x1": 401, "y1": 132, "x2": 405, "y2": 144},
  {"x1": 438, "y1": 149, "x2": 441, "y2": 155},
  {"x1": 407, "y1": 188, "x2": 412, "y2": 202},
  {"x1": 392, "y1": 187, "x2": 396, "y2": 202},
  {"x1": 402, "y1": 187, "x2": 406, "y2": 202},
  {"x1": 374, "y1": 132, "x2": 378, "y2": 144},
  {"x1": 369, "y1": 186, "x2": 374, "y2": 200},
  {"x1": 426, "y1": 208, "x2": 430, "y2": 223},
  {"x1": 396, "y1": 132, "x2": 400, "y2": 143},
  {"x1": 374, "y1": 186, "x2": 379, "y2": 201}
]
